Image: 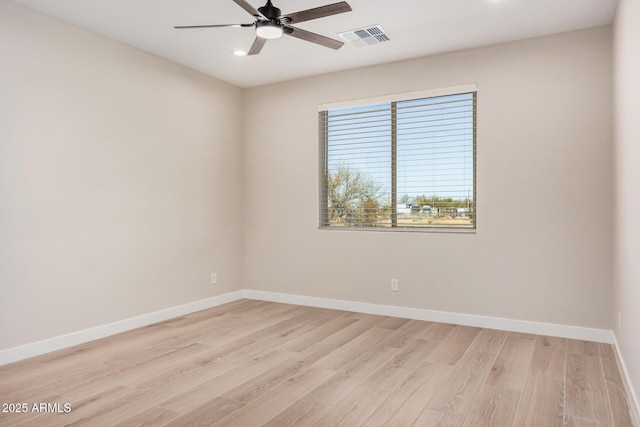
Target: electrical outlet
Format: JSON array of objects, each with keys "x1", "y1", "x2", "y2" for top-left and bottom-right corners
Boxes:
[
  {"x1": 618, "y1": 312, "x2": 622, "y2": 331},
  {"x1": 391, "y1": 279, "x2": 399, "y2": 292},
  {"x1": 211, "y1": 273, "x2": 217, "y2": 285}
]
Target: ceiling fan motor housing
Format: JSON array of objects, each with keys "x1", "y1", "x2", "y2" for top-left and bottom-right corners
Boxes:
[{"x1": 258, "y1": 0, "x2": 281, "y2": 20}]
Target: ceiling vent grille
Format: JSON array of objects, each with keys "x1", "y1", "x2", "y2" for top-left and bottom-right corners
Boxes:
[{"x1": 339, "y1": 25, "x2": 390, "y2": 47}]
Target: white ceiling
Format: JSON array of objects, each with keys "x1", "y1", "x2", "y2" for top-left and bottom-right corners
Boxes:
[{"x1": 10, "y1": 0, "x2": 617, "y2": 88}]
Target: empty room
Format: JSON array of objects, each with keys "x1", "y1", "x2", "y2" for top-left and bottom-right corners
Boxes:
[{"x1": 1, "y1": 0, "x2": 638, "y2": 425}]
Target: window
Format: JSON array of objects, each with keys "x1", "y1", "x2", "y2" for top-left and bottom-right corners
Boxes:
[{"x1": 319, "y1": 86, "x2": 476, "y2": 231}]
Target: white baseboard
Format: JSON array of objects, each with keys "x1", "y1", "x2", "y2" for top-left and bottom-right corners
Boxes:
[
  {"x1": 1, "y1": 289, "x2": 616, "y2": 367},
  {"x1": 243, "y1": 289, "x2": 615, "y2": 344},
  {"x1": 612, "y1": 334, "x2": 640, "y2": 426},
  {"x1": 0, "y1": 291, "x2": 244, "y2": 366}
]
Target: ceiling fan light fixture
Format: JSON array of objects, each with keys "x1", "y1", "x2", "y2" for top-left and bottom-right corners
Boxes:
[{"x1": 256, "y1": 21, "x2": 283, "y2": 39}]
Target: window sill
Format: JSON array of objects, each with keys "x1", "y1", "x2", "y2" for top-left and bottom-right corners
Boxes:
[{"x1": 318, "y1": 226, "x2": 477, "y2": 234}]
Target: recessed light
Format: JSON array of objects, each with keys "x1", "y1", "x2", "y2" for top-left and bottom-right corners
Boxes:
[{"x1": 233, "y1": 50, "x2": 247, "y2": 56}]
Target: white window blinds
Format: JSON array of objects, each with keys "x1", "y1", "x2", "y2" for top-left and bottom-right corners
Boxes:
[{"x1": 319, "y1": 88, "x2": 476, "y2": 230}]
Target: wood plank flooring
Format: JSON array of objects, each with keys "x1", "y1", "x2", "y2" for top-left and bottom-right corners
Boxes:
[{"x1": 0, "y1": 299, "x2": 636, "y2": 426}]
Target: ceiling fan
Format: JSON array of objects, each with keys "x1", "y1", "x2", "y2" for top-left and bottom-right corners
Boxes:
[{"x1": 174, "y1": 0, "x2": 352, "y2": 55}]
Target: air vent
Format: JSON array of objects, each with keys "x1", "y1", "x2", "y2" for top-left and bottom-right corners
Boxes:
[{"x1": 339, "y1": 25, "x2": 390, "y2": 47}]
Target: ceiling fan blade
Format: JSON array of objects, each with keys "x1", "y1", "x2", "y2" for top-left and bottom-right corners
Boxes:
[
  {"x1": 284, "y1": 26, "x2": 344, "y2": 50},
  {"x1": 233, "y1": 0, "x2": 262, "y2": 18},
  {"x1": 282, "y1": 1, "x2": 351, "y2": 24},
  {"x1": 248, "y1": 36, "x2": 267, "y2": 55},
  {"x1": 174, "y1": 23, "x2": 254, "y2": 29}
]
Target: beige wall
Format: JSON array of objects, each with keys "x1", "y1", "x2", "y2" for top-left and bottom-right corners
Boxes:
[
  {"x1": 243, "y1": 27, "x2": 613, "y2": 329},
  {"x1": 0, "y1": 1, "x2": 244, "y2": 350},
  {"x1": 613, "y1": 0, "x2": 640, "y2": 410}
]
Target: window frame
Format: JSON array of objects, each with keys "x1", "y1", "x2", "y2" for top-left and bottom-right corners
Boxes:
[{"x1": 318, "y1": 84, "x2": 477, "y2": 233}]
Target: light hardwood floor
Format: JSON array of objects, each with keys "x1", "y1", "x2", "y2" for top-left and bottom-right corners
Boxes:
[{"x1": 0, "y1": 299, "x2": 635, "y2": 426}]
